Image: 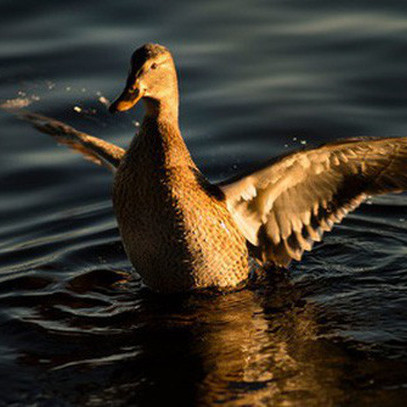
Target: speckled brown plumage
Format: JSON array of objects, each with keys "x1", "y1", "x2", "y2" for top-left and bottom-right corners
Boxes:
[
  {"x1": 14, "y1": 43, "x2": 407, "y2": 293},
  {"x1": 113, "y1": 116, "x2": 249, "y2": 292}
]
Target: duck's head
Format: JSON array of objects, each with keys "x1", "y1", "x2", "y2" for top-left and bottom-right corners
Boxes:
[{"x1": 109, "y1": 43, "x2": 178, "y2": 114}]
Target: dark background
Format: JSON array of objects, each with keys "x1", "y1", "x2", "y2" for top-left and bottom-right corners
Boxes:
[{"x1": 0, "y1": 1, "x2": 407, "y2": 405}]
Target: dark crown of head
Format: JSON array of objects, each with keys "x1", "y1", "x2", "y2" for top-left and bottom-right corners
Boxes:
[{"x1": 131, "y1": 43, "x2": 168, "y2": 67}]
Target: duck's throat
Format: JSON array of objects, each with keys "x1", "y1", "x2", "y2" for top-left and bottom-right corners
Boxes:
[
  {"x1": 142, "y1": 95, "x2": 179, "y2": 122},
  {"x1": 136, "y1": 111, "x2": 194, "y2": 169}
]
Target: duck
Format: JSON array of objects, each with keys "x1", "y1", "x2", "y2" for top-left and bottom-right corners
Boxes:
[{"x1": 16, "y1": 43, "x2": 407, "y2": 293}]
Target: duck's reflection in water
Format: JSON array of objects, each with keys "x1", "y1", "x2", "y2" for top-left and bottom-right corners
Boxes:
[
  {"x1": 15, "y1": 270, "x2": 346, "y2": 406},
  {"x1": 191, "y1": 279, "x2": 336, "y2": 406}
]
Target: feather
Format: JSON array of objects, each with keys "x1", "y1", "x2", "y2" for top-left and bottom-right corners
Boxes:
[
  {"x1": 220, "y1": 137, "x2": 407, "y2": 267},
  {"x1": 14, "y1": 111, "x2": 125, "y2": 171}
]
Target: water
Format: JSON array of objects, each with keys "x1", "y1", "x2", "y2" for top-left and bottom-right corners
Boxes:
[{"x1": 1, "y1": 0, "x2": 407, "y2": 405}]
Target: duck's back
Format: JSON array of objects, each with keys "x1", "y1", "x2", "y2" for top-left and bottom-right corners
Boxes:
[{"x1": 113, "y1": 119, "x2": 249, "y2": 292}]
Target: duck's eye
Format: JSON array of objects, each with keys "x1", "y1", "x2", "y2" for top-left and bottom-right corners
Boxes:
[{"x1": 151, "y1": 63, "x2": 158, "y2": 70}]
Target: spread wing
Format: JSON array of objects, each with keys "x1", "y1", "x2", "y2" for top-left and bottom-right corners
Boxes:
[
  {"x1": 17, "y1": 111, "x2": 125, "y2": 171},
  {"x1": 219, "y1": 137, "x2": 407, "y2": 267}
]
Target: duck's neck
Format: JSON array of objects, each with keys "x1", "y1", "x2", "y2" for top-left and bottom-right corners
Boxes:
[
  {"x1": 142, "y1": 90, "x2": 179, "y2": 121},
  {"x1": 136, "y1": 97, "x2": 195, "y2": 168}
]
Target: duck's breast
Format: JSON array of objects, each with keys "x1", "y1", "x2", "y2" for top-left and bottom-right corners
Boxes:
[{"x1": 112, "y1": 135, "x2": 249, "y2": 292}]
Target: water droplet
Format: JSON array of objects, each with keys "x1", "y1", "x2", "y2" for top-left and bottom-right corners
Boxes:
[
  {"x1": 0, "y1": 98, "x2": 31, "y2": 109},
  {"x1": 98, "y1": 96, "x2": 109, "y2": 106}
]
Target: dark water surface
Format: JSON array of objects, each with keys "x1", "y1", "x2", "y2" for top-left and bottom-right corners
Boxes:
[{"x1": 1, "y1": 1, "x2": 407, "y2": 405}]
